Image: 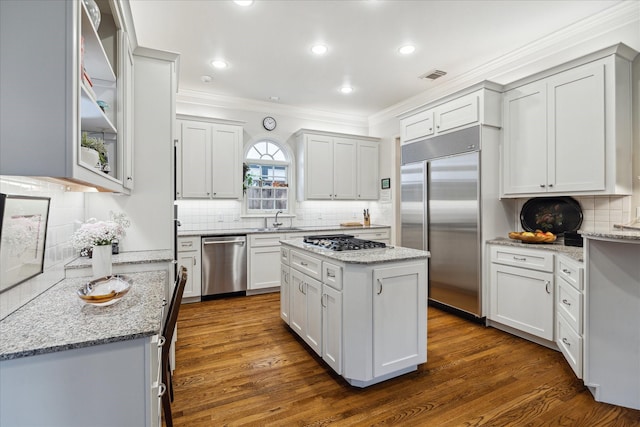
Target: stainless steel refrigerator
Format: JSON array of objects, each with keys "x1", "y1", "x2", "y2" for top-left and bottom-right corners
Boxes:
[{"x1": 401, "y1": 126, "x2": 484, "y2": 318}]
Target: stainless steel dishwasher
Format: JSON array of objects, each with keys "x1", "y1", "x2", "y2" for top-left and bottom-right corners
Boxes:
[{"x1": 201, "y1": 235, "x2": 247, "y2": 298}]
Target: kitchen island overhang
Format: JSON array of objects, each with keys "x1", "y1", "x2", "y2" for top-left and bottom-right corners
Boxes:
[{"x1": 280, "y1": 238, "x2": 430, "y2": 387}]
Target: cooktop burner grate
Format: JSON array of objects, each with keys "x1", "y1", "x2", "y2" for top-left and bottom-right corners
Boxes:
[{"x1": 303, "y1": 234, "x2": 387, "y2": 251}]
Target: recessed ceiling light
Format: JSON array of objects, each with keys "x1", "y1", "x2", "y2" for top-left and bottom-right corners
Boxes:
[
  {"x1": 398, "y1": 45, "x2": 416, "y2": 55},
  {"x1": 211, "y1": 60, "x2": 229, "y2": 69},
  {"x1": 233, "y1": 0, "x2": 253, "y2": 6},
  {"x1": 311, "y1": 44, "x2": 328, "y2": 55},
  {"x1": 201, "y1": 75, "x2": 212, "y2": 83},
  {"x1": 340, "y1": 86, "x2": 353, "y2": 94}
]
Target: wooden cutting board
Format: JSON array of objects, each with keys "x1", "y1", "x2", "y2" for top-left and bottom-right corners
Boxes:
[{"x1": 340, "y1": 222, "x2": 363, "y2": 227}]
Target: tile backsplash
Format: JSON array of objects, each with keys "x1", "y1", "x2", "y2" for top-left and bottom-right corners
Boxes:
[
  {"x1": 0, "y1": 177, "x2": 84, "y2": 319},
  {"x1": 176, "y1": 199, "x2": 393, "y2": 231},
  {"x1": 514, "y1": 195, "x2": 633, "y2": 232}
]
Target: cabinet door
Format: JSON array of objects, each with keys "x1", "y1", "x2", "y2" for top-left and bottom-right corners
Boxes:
[
  {"x1": 372, "y1": 263, "x2": 427, "y2": 377},
  {"x1": 211, "y1": 124, "x2": 242, "y2": 199},
  {"x1": 490, "y1": 263, "x2": 554, "y2": 340},
  {"x1": 304, "y1": 276, "x2": 323, "y2": 356},
  {"x1": 435, "y1": 93, "x2": 479, "y2": 134},
  {"x1": 280, "y1": 264, "x2": 290, "y2": 324},
  {"x1": 502, "y1": 81, "x2": 548, "y2": 195},
  {"x1": 547, "y1": 62, "x2": 605, "y2": 193},
  {"x1": 249, "y1": 246, "x2": 282, "y2": 290},
  {"x1": 333, "y1": 138, "x2": 357, "y2": 199},
  {"x1": 179, "y1": 121, "x2": 211, "y2": 198},
  {"x1": 119, "y1": 30, "x2": 135, "y2": 190},
  {"x1": 177, "y1": 251, "x2": 201, "y2": 300},
  {"x1": 305, "y1": 135, "x2": 334, "y2": 199},
  {"x1": 357, "y1": 141, "x2": 379, "y2": 200},
  {"x1": 322, "y1": 285, "x2": 342, "y2": 374},
  {"x1": 400, "y1": 109, "x2": 434, "y2": 144},
  {"x1": 290, "y1": 269, "x2": 306, "y2": 336},
  {"x1": 557, "y1": 314, "x2": 583, "y2": 379}
]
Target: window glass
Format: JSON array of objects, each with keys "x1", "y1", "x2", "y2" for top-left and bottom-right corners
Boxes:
[{"x1": 244, "y1": 140, "x2": 290, "y2": 213}]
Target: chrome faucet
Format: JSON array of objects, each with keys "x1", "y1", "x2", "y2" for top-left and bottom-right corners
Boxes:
[{"x1": 273, "y1": 210, "x2": 283, "y2": 228}]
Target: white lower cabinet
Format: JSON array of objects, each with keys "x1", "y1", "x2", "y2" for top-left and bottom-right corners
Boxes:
[
  {"x1": 280, "y1": 247, "x2": 291, "y2": 324},
  {"x1": 555, "y1": 255, "x2": 584, "y2": 378},
  {"x1": 0, "y1": 336, "x2": 162, "y2": 427},
  {"x1": 248, "y1": 234, "x2": 286, "y2": 292},
  {"x1": 284, "y1": 246, "x2": 427, "y2": 387},
  {"x1": 177, "y1": 236, "x2": 202, "y2": 301},
  {"x1": 489, "y1": 245, "x2": 554, "y2": 341}
]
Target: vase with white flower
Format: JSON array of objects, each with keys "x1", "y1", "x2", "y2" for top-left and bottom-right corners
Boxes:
[{"x1": 72, "y1": 213, "x2": 130, "y2": 278}]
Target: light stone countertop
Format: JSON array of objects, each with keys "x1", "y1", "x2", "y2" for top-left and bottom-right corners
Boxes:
[
  {"x1": 65, "y1": 249, "x2": 173, "y2": 270},
  {"x1": 580, "y1": 229, "x2": 640, "y2": 241},
  {"x1": 0, "y1": 270, "x2": 167, "y2": 361},
  {"x1": 487, "y1": 237, "x2": 584, "y2": 262},
  {"x1": 281, "y1": 238, "x2": 430, "y2": 264},
  {"x1": 178, "y1": 224, "x2": 390, "y2": 237}
]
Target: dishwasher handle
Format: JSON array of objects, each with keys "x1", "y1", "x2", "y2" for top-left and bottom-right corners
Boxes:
[{"x1": 203, "y1": 239, "x2": 245, "y2": 246}]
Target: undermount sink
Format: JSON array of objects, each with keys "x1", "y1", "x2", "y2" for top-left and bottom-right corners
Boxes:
[{"x1": 252, "y1": 227, "x2": 302, "y2": 232}]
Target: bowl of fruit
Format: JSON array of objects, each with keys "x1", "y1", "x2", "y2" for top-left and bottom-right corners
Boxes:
[{"x1": 508, "y1": 230, "x2": 556, "y2": 244}]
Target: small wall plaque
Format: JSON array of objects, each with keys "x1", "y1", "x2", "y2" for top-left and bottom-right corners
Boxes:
[{"x1": 381, "y1": 178, "x2": 390, "y2": 189}]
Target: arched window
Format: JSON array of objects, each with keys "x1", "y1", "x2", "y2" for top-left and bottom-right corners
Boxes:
[{"x1": 244, "y1": 139, "x2": 291, "y2": 213}]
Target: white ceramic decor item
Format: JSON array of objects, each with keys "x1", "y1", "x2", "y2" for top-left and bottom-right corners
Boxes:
[{"x1": 92, "y1": 244, "x2": 112, "y2": 278}]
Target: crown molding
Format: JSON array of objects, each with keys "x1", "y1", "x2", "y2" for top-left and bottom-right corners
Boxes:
[
  {"x1": 368, "y1": 1, "x2": 640, "y2": 127},
  {"x1": 176, "y1": 89, "x2": 369, "y2": 129}
]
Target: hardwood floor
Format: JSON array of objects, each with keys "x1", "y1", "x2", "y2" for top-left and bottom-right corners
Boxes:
[{"x1": 168, "y1": 293, "x2": 640, "y2": 426}]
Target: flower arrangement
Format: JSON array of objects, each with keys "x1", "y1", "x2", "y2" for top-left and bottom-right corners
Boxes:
[{"x1": 72, "y1": 212, "x2": 130, "y2": 250}]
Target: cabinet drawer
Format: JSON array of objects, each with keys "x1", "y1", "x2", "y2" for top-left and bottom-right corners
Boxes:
[
  {"x1": 557, "y1": 314, "x2": 583, "y2": 379},
  {"x1": 280, "y1": 246, "x2": 290, "y2": 265},
  {"x1": 177, "y1": 236, "x2": 199, "y2": 252},
  {"x1": 556, "y1": 256, "x2": 583, "y2": 291},
  {"x1": 556, "y1": 277, "x2": 582, "y2": 333},
  {"x1": 249, "y1": 233, "x2": 285, "y2": 247},
  {"x1": 322, "y1": 262, "x2": 343, "y2": 291},
  {"x1": 353, "y1": 228, "x2": 390, "y2": 241},
  {"x1": 490, "y1": 245, "x2": 553, "y2": 272},
  {"x1": 290, "y1": 250, "x2": 322, "y2": 281}
]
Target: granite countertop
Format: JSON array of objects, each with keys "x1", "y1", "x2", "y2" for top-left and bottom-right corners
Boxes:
[
  {"x1": 580, "y1": 229, "x2": 640, "y2": 241},
  {"x1": 65, "y1": 249, "x2": 173, "y2": 270},
  {"x1": 281, "y1": 238, "x2": 430, "y2": 265},
  {"x1": 178, "y1": 224, "x2": 390, "y2": 237},
  {"x1": 487, "y1": 237, "x2": 584, "y2": 262},
  {"x1": 0, "y1": 270, "x2": 167, "y2": 361}
]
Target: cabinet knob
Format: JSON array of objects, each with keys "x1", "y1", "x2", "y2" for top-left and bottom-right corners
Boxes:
[
  {"x1": 127, "y1": 176, "x2": 132, "y2": 181},
  {"x1": 540, "y1": 184, "x2": 546, "y2": 188},
  {"x1": 548, "y1": 184, "x2": 553, "y2": 188}
]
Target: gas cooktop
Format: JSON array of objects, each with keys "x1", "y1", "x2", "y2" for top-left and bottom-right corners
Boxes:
[{"x1": 303, "y1": 234, "x2": 387, "y2": 251}]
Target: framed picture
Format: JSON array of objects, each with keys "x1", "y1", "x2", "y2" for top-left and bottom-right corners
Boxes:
[
  {"x1": 0, "y1": 194, "x2": 51, "y2": 292},
  {"x1": 381, "y1": 178, "x2": 391, "y2": 190}
]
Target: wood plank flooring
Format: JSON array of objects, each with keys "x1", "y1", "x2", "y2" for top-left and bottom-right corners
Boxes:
[{"x1": 168, "y1": 293, "x2": 640, "y2": 426}]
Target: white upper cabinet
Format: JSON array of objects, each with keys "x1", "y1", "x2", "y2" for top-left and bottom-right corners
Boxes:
[
  {"x1": 0, "y1": 0, "x2": 133, "y2": 192},
  {"x1": 501, "y1": 45, "x2": 636, "y2": 198},
  {"x1": 399, "y1": 84, "x2": 501, "y2": 145},
  {"x1": 296, "y1": 130, "x2": 380, "y2": 201},
  {"x1": 176, "y1": 118, "x2": 243, "y2": 199}
]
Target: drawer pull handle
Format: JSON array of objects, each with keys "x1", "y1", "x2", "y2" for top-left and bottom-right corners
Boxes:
[
  {"x1": 545, "y1": 281, "x2": 551, "y2": 294},
  {"x1": 327, "y1": 271, "x2": 335, "y2": 278},
  {"x1": 562, "y1": 299, "x2": 571, "y2": 306},
  {"x1": 321, "y1": 294, "x2": 327, "y2": 308},
  {"x1": 158, "y1": 336, "x2": 166, "y2": 348},
  {"x1": 377, "y1": 278, "x2": 383, "y2": 295},
  {"x1": 513, "y1": 256, "x2": 527, "y2": 261},
  {"x1": 300, "y1": 261, "x2": 308, "y2": 266},
  {"x1": 158, "y1": 383, "x2": 167, "y2": 397},
  {"x1": 562, "y1": 338, "x2": 571, "y2": 346},
  {"x1": 562, "y1": 268, "x2": 571, "y2": 275}
]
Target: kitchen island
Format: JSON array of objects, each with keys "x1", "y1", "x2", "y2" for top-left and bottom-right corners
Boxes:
[
  {"x1": 0, "y1": 270, "x2": 168, "y2": 426},
  {"x1": 581, "y1": 229, "x2": 640, "y2": 410},
  {"x1": 280, "y1": 237, "x2": 430, "y2": 387}
]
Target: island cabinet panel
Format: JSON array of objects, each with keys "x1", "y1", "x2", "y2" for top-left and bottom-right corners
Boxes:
[
  {"x1": 372, "y1": 264, "x2": 427, "y2": 377},
  {"x1": 283, "y1": 243, "x2": 429, "y2": 387}
]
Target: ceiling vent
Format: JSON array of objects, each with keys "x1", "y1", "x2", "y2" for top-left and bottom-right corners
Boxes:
[{"x1": 419, "y1": 69, "x2": 447, "y2": 80}]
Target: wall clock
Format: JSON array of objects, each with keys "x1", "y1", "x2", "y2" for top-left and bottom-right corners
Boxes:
[{"x1": 262, "y1": 116, "x2": 277, "y2": 131}]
